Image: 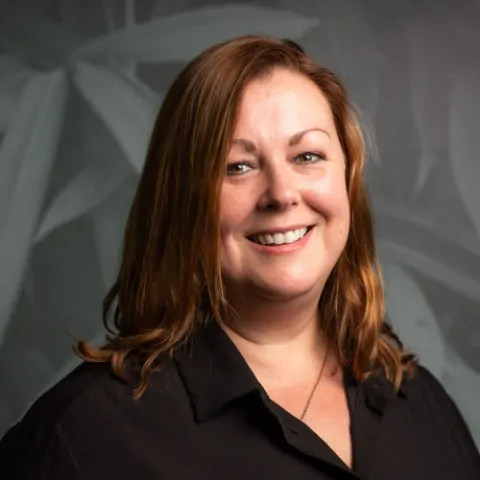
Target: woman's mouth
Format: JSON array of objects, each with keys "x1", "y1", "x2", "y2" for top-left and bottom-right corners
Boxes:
[{"x1": 247, "y1": 226, "x2": 314, "y2": 246}]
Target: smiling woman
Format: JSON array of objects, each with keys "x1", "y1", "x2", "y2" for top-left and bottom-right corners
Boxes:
[{"x1": 1, "y1": 36, "x2": 479, "y2": 480}]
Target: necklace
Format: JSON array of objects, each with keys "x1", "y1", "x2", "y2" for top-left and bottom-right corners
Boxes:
[{"x1": 299, "y1": 346, "x2": 329, "y2": 421}]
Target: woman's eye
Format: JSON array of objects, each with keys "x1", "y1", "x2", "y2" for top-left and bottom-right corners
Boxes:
[
  {"x1": 295, "y1": 152, "x2": 325, "y2": 164},
  {"x1": 226, "y1": 162, "x2": 253, "y2": 176}
]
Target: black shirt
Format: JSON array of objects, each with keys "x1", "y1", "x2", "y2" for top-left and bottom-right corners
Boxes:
[{"x1": 1, "y1": 320, "x2": 479, "y2": 479}]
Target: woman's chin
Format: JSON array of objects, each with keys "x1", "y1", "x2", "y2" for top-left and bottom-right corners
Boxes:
[{"x1": 250, "y1": 275, "x2": 323, "y2": 302}]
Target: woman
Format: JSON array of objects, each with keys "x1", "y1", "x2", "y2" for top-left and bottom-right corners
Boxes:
[{"x1": 1, "y1": 36, "x2": 479, "y2": 479}]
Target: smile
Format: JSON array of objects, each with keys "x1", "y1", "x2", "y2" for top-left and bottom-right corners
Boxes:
[{"x1": 248, "y1": 226, "x2": 314, "y2": 246}]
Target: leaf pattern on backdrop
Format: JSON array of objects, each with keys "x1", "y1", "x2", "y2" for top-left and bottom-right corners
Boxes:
[
  {"x1": 405, "y1": 10, "x2": 454, "y2": 195},
  {"x1": 0, "y1": 71, "x2": 67, "y2": 343},
  {"x1": 379, "y1": 239, "x2": 480, "y2": 304},
  {"x1": 34, "y1": 158, "x2": 126, "y2": 245},
  {"x1": 0, "y1": 56, "x2": 36, "y2": 131},
  {"x1": 73, "y1": 62, "x2": 160, "y2": 172},
  {"x1": 449, "y1": 71, "x2": 480, "y2": 237},
  {"x1": 91, "y1": 175, "x2": 138, "y2": 288},
  {"x1": 0, "y1": 3, "x2": 79, "y2": 68},
  {"x1": 71, "y1": 4, "x2": 320, "y2": 63},
  {"x1": 383, "y1": 263, "x2": 445, "y2": 378}
]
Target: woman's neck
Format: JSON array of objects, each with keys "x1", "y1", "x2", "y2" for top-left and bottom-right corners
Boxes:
[{"x1": 220, "y1": 290, "x2": 329, "y2": 377}]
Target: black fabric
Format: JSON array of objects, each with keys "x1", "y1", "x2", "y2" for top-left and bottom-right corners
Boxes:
[{"x1": 1, "y1": 320, "x2": 479, "y2": 479}]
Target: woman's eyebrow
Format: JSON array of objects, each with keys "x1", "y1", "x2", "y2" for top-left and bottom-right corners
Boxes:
[
  {"x1": 230, "y1": 138, "x2": 257, "y2": 153},
  {"x1": 231, "y1": 128, "x2": 331, "y2": 152},
  {"x1": 288, "y1": 128, "x2": 331, "y2": 146}
]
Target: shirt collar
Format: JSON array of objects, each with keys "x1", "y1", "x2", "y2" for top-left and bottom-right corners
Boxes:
[
  {"x1": 174, "y1": 319, "x2": 406, "y2": 422},
  {"x1": 350, "y1": 368, "x2": 408, "y2": 416},
  {"x1": 174, "y1": 319, "x2": 262, "y2": 422}
]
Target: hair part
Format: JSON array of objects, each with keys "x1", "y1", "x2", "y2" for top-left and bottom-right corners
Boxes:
[{"x1": 76, "y1": 35, "x2": 416, "y2": 398}]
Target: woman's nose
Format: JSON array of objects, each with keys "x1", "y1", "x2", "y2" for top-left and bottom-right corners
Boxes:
[{"x1": 257, "y1": 166, "x2": 300, "y2": 212}]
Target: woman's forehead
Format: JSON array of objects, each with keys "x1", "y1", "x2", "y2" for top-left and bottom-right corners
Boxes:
[{"x1": 232, "y1": 69, "x2": 336, "y2": 142}]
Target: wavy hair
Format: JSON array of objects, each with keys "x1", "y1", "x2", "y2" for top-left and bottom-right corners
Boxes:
[{"x1": 76, "y1": 35, "x2": 416, "y2": 397}]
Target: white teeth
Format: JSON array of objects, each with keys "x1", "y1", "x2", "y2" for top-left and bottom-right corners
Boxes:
[
  {"x1": 252, "y1": 227, "x2": 308, "y2": 246},
  {"x1": 284, "y1": 231, "x2": 296, "y2": 243},
  {"x1": 265, "y1": 234, "x2": 274, "y2": 245},
  {"x1": 273, "y1": 233, "x2": 284, "y2": 245}
]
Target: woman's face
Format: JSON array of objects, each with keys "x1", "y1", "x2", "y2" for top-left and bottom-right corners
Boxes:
[{"x1": 220, "y1": 68, "x2": 350, "y2": 302}]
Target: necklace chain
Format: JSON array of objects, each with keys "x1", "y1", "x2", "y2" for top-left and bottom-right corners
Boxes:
[{"x1": 299, "y1": 346, "x2": 329, "y2": 421}]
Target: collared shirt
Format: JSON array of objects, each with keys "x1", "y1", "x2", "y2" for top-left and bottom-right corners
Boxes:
[{"x1": 1, "y1": 320, "x2": 479, "y2": 479}]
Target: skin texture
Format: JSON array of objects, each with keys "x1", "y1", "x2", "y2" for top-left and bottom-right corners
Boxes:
[{"x1": 219, "y1": 67, "x2": 353, "y2": 467}]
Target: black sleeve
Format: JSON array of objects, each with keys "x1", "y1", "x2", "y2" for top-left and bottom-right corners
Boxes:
[
  {"x1": 418, "y1": 366, "x2": 480, "y2": 477},
  {"x1": 0, "y1": 421, "x2": 83, "y2": 480}
]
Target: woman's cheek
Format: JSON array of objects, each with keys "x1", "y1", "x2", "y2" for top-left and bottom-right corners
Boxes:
[{"x1": 306, "y1": 174, "x2": 349, "y2": 218}]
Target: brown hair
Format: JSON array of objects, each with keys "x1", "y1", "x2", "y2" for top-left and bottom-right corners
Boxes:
[{"x1": 76, "y1": 35, "x2": 416, "y2": 396}]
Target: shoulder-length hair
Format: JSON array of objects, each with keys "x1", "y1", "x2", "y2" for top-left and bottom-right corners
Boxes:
[{"x1": 77, "y1": 35, "x2": 415, "y2": 397}]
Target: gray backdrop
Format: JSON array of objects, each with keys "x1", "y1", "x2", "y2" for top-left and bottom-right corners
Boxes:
[{"x1": 0, "y1": 0, "x2": 479, "y2": 445}]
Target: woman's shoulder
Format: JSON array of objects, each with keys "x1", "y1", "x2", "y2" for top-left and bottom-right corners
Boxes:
[
  {"x1": 20, "y1": 362, "x2": 118, "y2": 425},
  {"x1": 402, "y1": 364, "x2": 460, "y2": 410},
  {"x1": 400, "y1": 364, "x2": 465, "y2": 421},
  {"x1": 0, "y1": 358, "x2": 185, "y2": 479},
  {"x1": 401, "y1": 364, "x2": 479, "y2": 464},
  {"x1": 14, "y1": 359, "x2": 176, "y2": 426}
]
